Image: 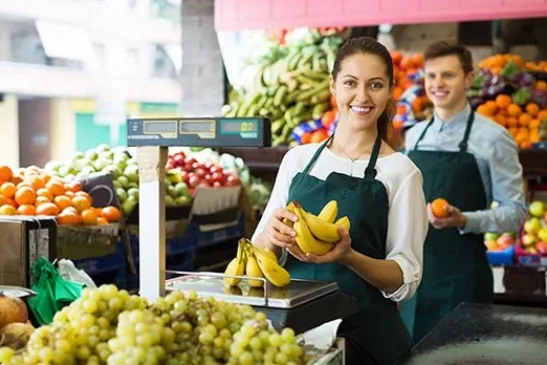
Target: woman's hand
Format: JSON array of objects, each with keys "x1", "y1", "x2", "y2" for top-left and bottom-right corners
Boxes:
[
  {"x1": 305, "y1": 227, "x2": 354, "y2": 264},
  {"x1": 263, "y1": 207, "x2": 298, "y2": 249}
]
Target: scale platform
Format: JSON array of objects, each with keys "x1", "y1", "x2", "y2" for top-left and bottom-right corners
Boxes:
[{"x1": 165, "y1": 271, "x2": 358, "y2": 334}]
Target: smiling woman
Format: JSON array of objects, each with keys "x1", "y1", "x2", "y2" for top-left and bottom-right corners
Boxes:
[{"x1": 251, "y1": 37, "x2": 429, "y2": 365}]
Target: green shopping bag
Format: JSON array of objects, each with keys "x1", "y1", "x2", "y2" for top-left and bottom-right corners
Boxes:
[{"x1": 27, "y1": 257, "x2": 85, "y2": 325}]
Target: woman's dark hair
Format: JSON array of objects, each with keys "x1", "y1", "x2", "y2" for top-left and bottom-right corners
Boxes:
[{"x1": 331, "y1": 36, "x2": 395, "y2": 142}]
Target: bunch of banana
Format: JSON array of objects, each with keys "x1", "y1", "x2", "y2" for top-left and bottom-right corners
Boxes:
[
  {"x1": 220, "y1": 36, "x2": 342, "y2": 146},
  {"x1": 223, "y1": 238, "x2": 292, "y2": 288},
  {"x1": 286, "y1": 200, "x2": 351, "y2": 255}
]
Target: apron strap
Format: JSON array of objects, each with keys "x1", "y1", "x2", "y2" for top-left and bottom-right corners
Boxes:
[
  {"x1": 458, "y1": 111, "x2": 475, "y2": 153},
  {"x1": 302, "y1": 135, "x2": 332, "y2": 174},
  {"x1": 412, "y1": 118, "x2": 435, "y2": 151},
  {"x1": 364, "y1": 135, "x2": 382, "y2": 180}
]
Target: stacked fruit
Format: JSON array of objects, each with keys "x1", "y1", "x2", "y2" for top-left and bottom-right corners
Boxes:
[
  {"x1": 520, "y1": 200, "x2": 547, "y2": 255},
  {"x1": 44, "y1": 144, "x2": 192, "y2": 217},
  {"x1": 390, "y1": 51, "x2": 432, "y2": 132},
  {"x1": 0, "y1": 285, "x2": 306, "y2": 365},
  {"x1": 0, "y1": 165, "x2": 120, "y2": 225},
  {"x1": 222, "y1": 35, "x2": 342, "y2": 146},
  {"x1": 292, "y1": 95, "x2": 338, "y2": 145},
  {"x1": 475, "y1": 93, "x2": 547, "y2": 149},
  {"x1": 0, "y1": 292, "x2": 35, "y2": 352}
]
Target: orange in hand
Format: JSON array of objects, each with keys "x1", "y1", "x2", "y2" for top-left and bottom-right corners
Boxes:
[{"x1": 431, "y1": 198, "x2": 450, "y2": 219}]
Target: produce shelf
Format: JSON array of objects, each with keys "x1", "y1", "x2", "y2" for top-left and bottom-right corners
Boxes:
[{"x1": 219, "y1": 147, "x2": 547, "y2": 177}]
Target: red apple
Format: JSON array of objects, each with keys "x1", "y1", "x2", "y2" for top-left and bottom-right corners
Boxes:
[
  {"x1": 211, "y1": 172, "x2": 225, "y2": 184},
  {"x1": 225, "y1": 175, "x2": 240, "y2": 187},
  {"x1": 496, "y1": 234, "x2": 514, "y2": 248},
  {"x1": 188, "y1": 174, "x2": 201, "y2": 188},
  {"x1": 213, "y1": 181, "x2": 222, "y2": 188},
  {"x1": 209, "y1": 165, "x2": 223, "y2": 174}
]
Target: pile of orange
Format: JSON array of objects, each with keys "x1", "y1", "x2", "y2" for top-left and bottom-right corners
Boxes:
[
  {"x1": 524, "y1": 60, "x2": 547, "y2": 72},
  {"x1": 477, "y1": 54, "x2": 525, "y2": 75},
  {"x1": 476, "y1": 93, "x2": 547, "y2": 149},
  {"x1": 391, "y1": 51, "x2": 428, "y2": 104},
  {"x1": 0, "y1": 165, "x2": 121, "y2": 226}
]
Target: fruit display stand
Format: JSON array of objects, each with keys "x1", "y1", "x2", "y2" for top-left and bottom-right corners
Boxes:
[{"x1": 127, "y1": 116, "x2": 352, "y2": 364}]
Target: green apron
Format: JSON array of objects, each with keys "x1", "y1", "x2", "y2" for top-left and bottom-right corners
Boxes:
[
  {"x1": 286, "y1": 135, "x2": 412, "y2": 365},
  {"x1": 400, "y1": 112, "x2": 493, "y2": 344}
]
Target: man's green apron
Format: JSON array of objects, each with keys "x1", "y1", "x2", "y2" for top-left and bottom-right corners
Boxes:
[
  {"x1": 400, "y1": 112, "x2": 493, "y2": 344},
  {"x1": 286, "y1": 135, "x2": 412, "y2": 365}
]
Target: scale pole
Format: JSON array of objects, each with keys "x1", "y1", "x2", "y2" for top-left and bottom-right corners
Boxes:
[{"x1": 136, "y1": 146, "x2": 168, "y2": 301}]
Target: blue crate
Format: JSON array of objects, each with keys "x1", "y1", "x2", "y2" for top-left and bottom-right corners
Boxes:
[
  {"x1": 73, "y1": 241, "x2": 126, "y2": 276},
  {"x1": 197, "y1": 214, "x2": 245, "y2": 248},
  {"x1": 129, "y1": 224, "x2": 198, "y2": 263},
  {"x1": 486, "y1": 245, "x2": 515, "y2": 266}
]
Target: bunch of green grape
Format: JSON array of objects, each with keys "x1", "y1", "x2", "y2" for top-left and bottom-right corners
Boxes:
[{"x1": 0, "y1": 285, "x2": 306, "y2": 365}]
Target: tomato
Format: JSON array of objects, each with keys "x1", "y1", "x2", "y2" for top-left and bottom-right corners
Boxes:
[
  {"x1": 211, "y1": 172, "x2": 225, "y2": 184},
  {"x1": 225, "y1": 175, "x2": 240, "y2": 186},
  {"x1": 195, "y1": 168, "x2": 207, "y2": 178},
  {"x1": 188, "y1": 174, "x2": 201, "y2": 188},
  {"x1": 209, "y1": 165, "x2": 223, "y2": 174},
  {"x1": 212, "y1": 181, "x2": 222, "y2": 188},
  {"x1": 180, "y1": 171, "x2": 189, "y2": 183}
]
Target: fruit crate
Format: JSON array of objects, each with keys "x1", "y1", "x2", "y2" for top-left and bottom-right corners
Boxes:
[
  {"x1": 72, "y1": 240, "x2": 126, "y2": 287},
  {"x1": 515, "y1": 243, "x2": 547, "y2": 266},
  {"x1": 196, "y1": 213, "x2": 245, "y2": 249},
  {"x1": 486, "y1": 244, "x2": 516, "y2": 266}
]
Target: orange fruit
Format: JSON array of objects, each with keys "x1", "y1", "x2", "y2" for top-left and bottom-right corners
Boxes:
[
  {"x1": 57, "y1": 212, "x2": 80, "y2": 226},
  {"x1": 518, "y1": 113, "x2": 532, "y2": 127},
  {"x1": 36, "y1": 188, "x2": 53, "y2": 201},
  {"x1": 54, "y1": 195, "x2": 73, "y2": 211},
  {"x1": 96, "y1": 217, "x2": 109, "y2": 225},
  {"x1": 536, "y1": 80, "x2": 547, "y2": 91},
  {"x1": 529, "y1": 119, "x2": 541, "y2": 129},
  {"x1": 495, "y1": 94, "x2": 512, "y2": 109},
  {"x1": 75, "y1": 191, "x2": 93, "y2": 205},
  {"x1": 0, "y1": 166, "x2": 13, "y2": 183},
  {"x1": 0, "y1": 182, "x2": 16, "y2": 199},
  {"x1": 431, "y1": 198, "x2": 450, "y2": 219},
  {"x1": 505, "y1": 117, "x2": 518, "y2": 128},
  {"x1": 507, "y1": 104, "x2": 522, "y2": 117},
  {"x1": 101, "y1": 206, "x2": 121, "y2": 223},
  {"x1": 14, "y1": 187, "x2": 36, "y2": 206},
  {"x1": 0, "y1": 204, "x2": 17, "y2": 216},
  {"x1": 17, "y1": 204, "x2": 36, "y2": 216},
  {"x1": 72, "y1": 195, "x2": 91, "y2": 212},
  {"x1": 64, "y1": 181, "x2": 83, "y2": 193},
  {"x1": 525, "y1": 103, "x2": 540, "y2": 117},
  {"x1": 35, "y1": 202, "x2": 59, "y2": 216},
  {"x1": 35, "y1": 196, "x2": 51, "y2": 207},
  {"x1": 493, "y1": 115, "x2": 506, "y2": 127},
  {"x1": 45, "y1": 180, "x2": 65, "y2": 197},
  {"x1": 81, "y1": 209, "x2": 98, "y2": 225},
  {"x1": 537, "y1": 110, "x2": 547, "y2": 121},
  {"x1": 25, "y1": 175, "x2": 45, "y2": 191}
]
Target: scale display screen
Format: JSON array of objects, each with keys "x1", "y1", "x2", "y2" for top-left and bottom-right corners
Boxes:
[
  {"x1": 220, "y1": 120, "x2": 258, "y2": 134},
  {"x1": 127, "y1": 117, "x2": 271, "y2": 147},
  {"x1": 143, "y1": 121, "x2": 178, "y2": 134},
  {"x1": 180, "y1": 120, "x2": 215, "y2": 133}
]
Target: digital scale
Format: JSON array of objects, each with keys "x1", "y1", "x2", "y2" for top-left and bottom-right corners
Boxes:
[
  {"x1": 127, "y1": 117, "x2": 271, "y2": 148},
  {"x1": 126, "y1": 116, "x2": 356, "y2": 345}
]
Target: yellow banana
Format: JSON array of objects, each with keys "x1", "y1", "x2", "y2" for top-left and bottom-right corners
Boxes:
[
  {"x1": 283, "y1": 201, "x2": 297, "y2": 227},
  {"x1": 253, "y1": 247, "x2": 291, "y2": 287},
  {"x1": 318, "y1": 200, "x2": 338, "y2": 223},
  {"x1": 335, "y1": 216, "x2": 351, "y2": 231},
  {"x1": 242, "y1": 238, "x2": 278, "y2": 262},
  {"x1": 223, "y1": 257, "x2": 245, "y2": 287},
  {"x1": 224, "y1": 240, "x2": 247, "y2": 287},
  {"x1": 245, "y1": 253, "x2": 265, "y2": 288},
  {"x1": 301, "y1": 209, "x2": 341, "y2": 242},
  {"x1": 292, "y1": 204, "x2": 335, "y2": 255}
]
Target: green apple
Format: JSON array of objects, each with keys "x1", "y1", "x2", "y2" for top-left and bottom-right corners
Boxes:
[
  {"x1": 175, "y1": 182, "x2": 189, "y2": 196},
  {"x1": 95, "y1": 144, "x2": 111, "y2": 153},
  {"x1": 58, "y1": 165, "x2": 71, "y2": 177},
  {"x1": 65, "y1": 173, "x2": 76, "y2": 182},
  {"x1": 117, "y1": 176, "x2": 130, "y2": 189},
  {"x1": 165, "y1": 196, "x2": 175, "y2": 207},
  {"x1": 167, "y1": 185, "x2": 178, "y2": 199},
  {"x1": 529, "y1": 201, "x2": 545, "y2": 218},
  {"x1": 490, "y1": 201, "x2": 499, "y2": 209},
  {"x1": 484, "y1": 232, "x2": 499, "y2": 241},
  {"x1": 113, "y1": 180, "x2": 122, "y2": 190},
  {"x1": 84, "y1": 149, "x2": 99, "y2": 161},
  {"x1": 93, "y1": 158, "x2": 111, "y2": 171},
  {"x1": 175, "y1": 196, "x2": 191, "y2": 206},
  {"x1": 72, "y1": 158, "x2": 93, "y2": 171},
  {"x1": 98, "y1": 150, "x2": 114, "y2": 160},
  {"x1": 126, "y1": 158, "x2": 138, "y2": 166},
  {"x1": 524, "y1": 217, "x2": 543, "y2": 235},
  {"x1": 44, "y1": 160, "x2": 63, "y2": 172},
  {"x1": 124, "y1": 165, "x2": 139, "y2": 183},
  {"x1": 116, "y1": 188, "x2": 128, "y2": 202},
  {"x1": 128, "y1": 182, "x2": 138, "y2": 189},
  {"x1": 71, "y1": 152, "x2": 85, "y2": 162},
  {"x1": 127, "y1": 188, "x2": 139, "y2": 200}
]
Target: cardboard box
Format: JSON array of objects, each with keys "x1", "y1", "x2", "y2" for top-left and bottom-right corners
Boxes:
[{"x1": 0, "y1": 216, "x2": 57, "y2": 287}]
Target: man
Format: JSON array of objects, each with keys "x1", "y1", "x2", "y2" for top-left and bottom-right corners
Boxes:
[{"x1": 400, "y1": 40, "x2": 527, "y2": 344}]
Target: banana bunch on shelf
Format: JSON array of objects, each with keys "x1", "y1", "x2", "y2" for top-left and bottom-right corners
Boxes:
[
  {"x1": 286, "y1": 200, "x2": 350, "y2": 255},
  {"x1": 224, "y1": 238, "x2": 291, "y2": 288},
  {"x1": 221, "y1": 38, "x2": 341, "y2": 146}
]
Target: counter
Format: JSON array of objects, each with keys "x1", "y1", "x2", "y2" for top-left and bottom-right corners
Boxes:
[{"x1": 398, "y1": 302, "x2": 547, "y2": 365}]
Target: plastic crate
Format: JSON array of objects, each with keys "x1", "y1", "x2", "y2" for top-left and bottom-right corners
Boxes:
[
  {"x1": 486, "y1": 245, "x2": 515, "y2": 266},
  {"x1": 197, "y1": 214, "x2": 245, "y2": 248},
  {"x1": 73, "y1": 241, "x2": 125, "y2": 276}
]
